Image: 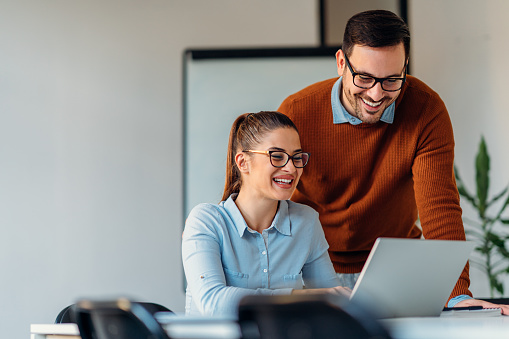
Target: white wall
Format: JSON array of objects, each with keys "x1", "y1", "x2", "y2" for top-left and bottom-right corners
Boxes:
[
  {"x1": 410, "y1": 0, "x2": 509, "y2": 298},
  {"x1": 0, "y1": 1, "x2": 318, "y2": 338}
]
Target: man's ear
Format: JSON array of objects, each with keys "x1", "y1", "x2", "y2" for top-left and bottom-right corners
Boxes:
[
  {"x1": 235, "y1": 152, "x2": 249, "y2": 173},
  {"x1": 336, "y1": 49, "x2": 346, "y2": 76}
]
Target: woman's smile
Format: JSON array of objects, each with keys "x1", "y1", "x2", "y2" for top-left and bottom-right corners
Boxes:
[{"x1": 273, "y1": 174, "x2": 295, "y2": 189}]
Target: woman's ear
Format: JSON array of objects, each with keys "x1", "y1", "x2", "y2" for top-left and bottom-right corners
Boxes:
[{"x1": 235, "y1": 152, "x2": 250, "y2": 173}]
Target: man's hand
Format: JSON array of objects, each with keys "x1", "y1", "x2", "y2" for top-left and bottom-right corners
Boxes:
[{"x1": 455, "y1": 298, "x2": 509, "y2": 315}]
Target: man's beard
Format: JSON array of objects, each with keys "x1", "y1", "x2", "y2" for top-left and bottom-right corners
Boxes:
[{"x1": 345, "y1": 90, "x2": 392, "y2": 124}]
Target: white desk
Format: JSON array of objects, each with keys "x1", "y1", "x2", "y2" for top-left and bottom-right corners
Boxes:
[
  {"x1": 30, "y1": 324, "x2": 79, "y2": 339},
  {"x1": 383, "y1": 316, "x2": 509, "y2": 339},
  {"x1": 30, "y1": 320, "x2": 241, "y2": 339},
  {"x1": 31, "y1": 315, "x2": 509, "y2": 339}
]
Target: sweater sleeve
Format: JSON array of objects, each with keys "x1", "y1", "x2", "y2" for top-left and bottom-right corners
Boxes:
[{"x1": 411, "y1": 92, "x2": 472, "y2": 301}]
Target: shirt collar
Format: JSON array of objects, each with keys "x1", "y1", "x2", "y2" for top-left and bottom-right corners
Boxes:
[
  {"x1": 331, "y1": 77, "x2": 395, "y2": 125},
  {"x1": 224, "y1": 194, "x2": 291, "y2": 237}
]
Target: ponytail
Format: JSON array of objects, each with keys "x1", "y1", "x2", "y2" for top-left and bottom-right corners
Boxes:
[{"x1": 221, "y1": 114, "x2": 248, "y2": 201}]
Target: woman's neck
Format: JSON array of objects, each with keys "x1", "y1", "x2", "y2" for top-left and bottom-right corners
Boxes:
[{"x1": 234, "y1": 190, "x2": 279, "y2": 233}]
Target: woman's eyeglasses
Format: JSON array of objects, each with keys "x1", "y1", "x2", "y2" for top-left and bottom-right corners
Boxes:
[{"x1": 243, "y1": 150, "x2": 310, "y2": 168}]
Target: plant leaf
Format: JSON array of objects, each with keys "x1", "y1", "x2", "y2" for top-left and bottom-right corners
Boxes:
[
  {"x1": 485, "y1": 232, "x2": 509, "y2": 259},
  {"x1": 496, "y1": 244, "x2": 509, "y2": 258},
  {"x1": 490, "y1": 276, "x2": 504, "y2": 295},
  {"x1": 475, "y1": 136, "x2": 490, "y2": 218},
  {"x1": 454, "y1": 164, "x2": 461, "y2": 181},
  {"x1": 501, "y1": 219, "x2": 509, "y2": 225},
  {"x1": 495, "y1": 192, "x2": 509, "y2": 221},
  {"x1": 454, "y1": 165, "x2": 477, "y2": 207},
  {"x1": 475, "y1": 246, "x2": 488, "y2": 255},
  {"x1": 458, "y1": 185, "x2": 478, "y2": 208},
  {"x1": 487, "y1": 185, "x2": 508, "y2": 208},
  {"x1": 487, "y1": 231, "x2": 504, "y2": 246},
  {"x1": 464, "y1": 229, "x2": 484, "y2": 241}
]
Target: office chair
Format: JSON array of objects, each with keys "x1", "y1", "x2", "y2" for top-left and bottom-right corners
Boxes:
[
  {"x1": 55, "y1": 301, "x2": 173, "y2": 323},
  {"x1": 238, "y1": 294, "x2": 392, "y2": 339},
  {"x1": 72, "y1": 298, "x2": 172, "y2": 339},
  {"x1": 55, "y1": 304, "x2": 76, "y2": 323}
]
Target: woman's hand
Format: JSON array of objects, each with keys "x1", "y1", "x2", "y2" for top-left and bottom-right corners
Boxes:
[
  {"x1": 327, "y1": 286, "x2": 352, "y2": 298},
  {"x1": 292, "y1": 286, "x2": 352, "y2": 298}
]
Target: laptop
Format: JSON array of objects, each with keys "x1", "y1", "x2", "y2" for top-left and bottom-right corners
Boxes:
[{"x1": 349, "y1": 237, "x2": 475, "y2": 318}]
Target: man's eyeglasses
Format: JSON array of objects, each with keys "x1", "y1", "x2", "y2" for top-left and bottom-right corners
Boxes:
[
  {"x1": 243, "y1": 150, "x2": 310, "y2": 168},
  {"x1": 344, "y1": 54, "x2": 407, "y2": 92}
]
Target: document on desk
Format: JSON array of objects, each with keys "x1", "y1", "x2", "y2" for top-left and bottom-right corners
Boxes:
[
  {"x1": 441, "y1": 306, "x2": 502, "y2": 317},
  {"x1": 155, "y1": 313, "x2": 241, "y2": 339}
]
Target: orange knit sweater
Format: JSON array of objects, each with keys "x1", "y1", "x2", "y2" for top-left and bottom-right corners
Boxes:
[{"x1": 278, "y1": 75, "x2": 471, "y2": 300}]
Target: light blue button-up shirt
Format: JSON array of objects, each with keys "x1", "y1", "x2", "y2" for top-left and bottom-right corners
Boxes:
[
  {"x1": 331, "y1": 77, "x2": 471, "y2": 307},
  {"x1": 182, "y1": 194, "x2": 340, "y2": 316}
]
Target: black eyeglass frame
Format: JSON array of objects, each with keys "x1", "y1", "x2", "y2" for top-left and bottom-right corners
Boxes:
[
  {"x1": 343, "y1": 53, "x2": 407, "y2": 92},
  {"x1": 243, "y1": 150, "x2": 310, "y2": 168}
]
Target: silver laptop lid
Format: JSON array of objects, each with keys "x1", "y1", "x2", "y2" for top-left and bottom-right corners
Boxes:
[{"x1": 350, "y1": 238, "x2": 474, "y2": 318}]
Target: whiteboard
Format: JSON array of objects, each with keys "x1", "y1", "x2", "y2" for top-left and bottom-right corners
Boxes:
[{"x1": 183, "y1": 48, "x2": 339, "y2": 218}]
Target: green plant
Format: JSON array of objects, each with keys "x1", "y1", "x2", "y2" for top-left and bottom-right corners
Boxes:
[{"x1": 454, "y1": 136, "x2": 509, "y2": 297}]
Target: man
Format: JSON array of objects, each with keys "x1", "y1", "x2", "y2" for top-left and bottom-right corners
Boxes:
[{"x1": 278, "y1": 9, "x2": 508, "y2": 313}]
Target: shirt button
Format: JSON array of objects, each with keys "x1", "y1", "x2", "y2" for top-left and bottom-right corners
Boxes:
[
  {"x1": 263, "y1": 269, "x2": 267, "y2": 273},
  {"x1": 262, "y1": 251, "x2": 266, "y2": 255}
]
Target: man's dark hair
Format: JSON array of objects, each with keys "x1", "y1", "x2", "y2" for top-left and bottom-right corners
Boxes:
[{"x1": 342, "y1": 10, "x2": 410, "y2": 59}]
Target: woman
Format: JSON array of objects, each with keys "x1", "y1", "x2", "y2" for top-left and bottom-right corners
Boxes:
[{"x1": 182, "y1": 111, "x2": 349, "y2": 316}]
